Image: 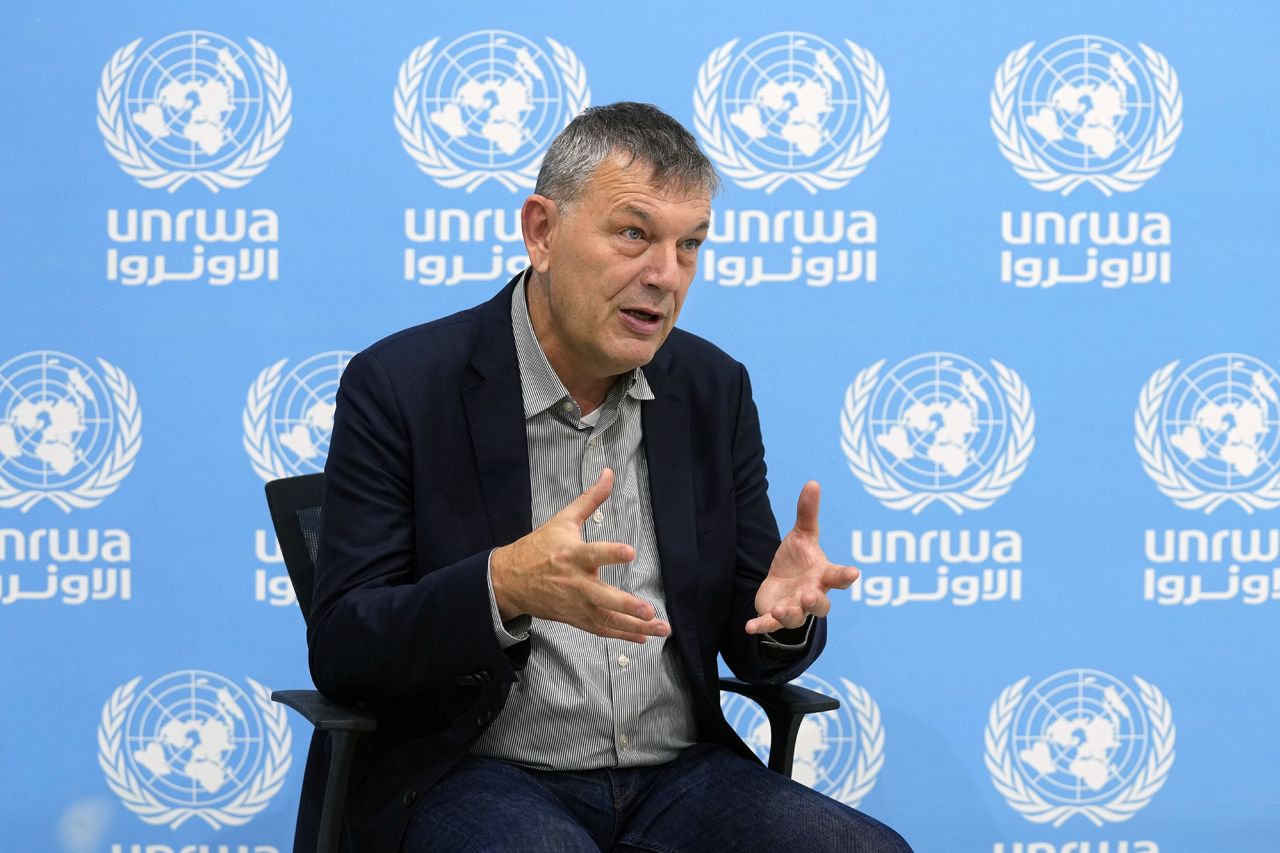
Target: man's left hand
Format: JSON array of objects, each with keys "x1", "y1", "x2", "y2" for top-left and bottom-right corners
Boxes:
[{"x1": 745, "y1": 481, "x2": 859, "y2": 635}]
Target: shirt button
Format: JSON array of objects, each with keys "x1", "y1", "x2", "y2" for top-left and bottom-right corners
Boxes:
[
  {"x1": 588, "y1": 436, "x2": 598, "y2": 446},
  {"x1": 620, "y1": 735, "x2": 629, "y2": 748},
  {"x1": 561, "y1": 401, "x2": 574, "y2": 412},
  {"x1": 592, "y1": 510, "x2": 604, "y2": 524},
  {"x1": 617, "y1": 654, "x2": 629, "y2": 668}
]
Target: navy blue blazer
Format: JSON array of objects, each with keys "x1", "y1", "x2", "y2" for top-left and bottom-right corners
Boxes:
[{"x1": 304, "y1": 275, "x2": 825, "y2": 852}]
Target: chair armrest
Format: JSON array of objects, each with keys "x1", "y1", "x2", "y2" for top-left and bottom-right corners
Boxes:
[
  {"x1": 718, "y1": 677, "x2": 839, "y2": 778},
  {"x1": 271, "y1": 689, "x2": 378, "y2": 732},
  {"x1": 718, "y1": 677, "x2": 839, "y2": 715}
]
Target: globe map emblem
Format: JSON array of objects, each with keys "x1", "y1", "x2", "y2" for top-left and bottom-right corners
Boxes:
[
  {"x1": 124, "y1": 671, "x2": 266, "y2": 807},
  {"x1": 721, "y1": 674, "x2": 857, "y2": 795},
  {"x1": 868, "y1": 353, "x2": 1008, "y2": 491},
  {"x1": 269, "y1": 351, "x2": 352, "y2": 476},
  {"x1": 420, "y1": 30, "x2": 567, "y2": 170},
  {"x1": 1160, "y1": 354, "x2": 1280, "y2": 491},
  {"x1": 1011, "y1": 669, "x2": 1149, "y2": 805},
  {"x1": 0, "y1": 351, "x2": 114, "y2": 490},
  {"x1": 1016, "y1": 35, "x2": 1157, "y2": 174},
  {"x1": 123, "y1": 31, "x2": 265, "y2": 170},
  {"x1": 718, "y1": 32, "x2": 864, "y2": 171}
]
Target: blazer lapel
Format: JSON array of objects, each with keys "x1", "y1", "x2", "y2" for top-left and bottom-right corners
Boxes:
[
  {"x1": 462, "y1": 278, "x2": 533, "y2": 546},
  {"x1": 642, "y1": 355, "x2": 710, "y2": 701}
]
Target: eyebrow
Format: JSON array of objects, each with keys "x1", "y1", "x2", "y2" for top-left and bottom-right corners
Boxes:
[
  {"x1": 620, "y1": 205, "x2": 655, "y2": 227},
  {"x1": 618, "y1": 205, "x2": 710, "y2": 235}
]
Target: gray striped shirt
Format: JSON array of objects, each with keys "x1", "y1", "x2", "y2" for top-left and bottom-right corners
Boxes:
[{"x1": 468, "y1": 276, "x2": 698, "y2": 769}]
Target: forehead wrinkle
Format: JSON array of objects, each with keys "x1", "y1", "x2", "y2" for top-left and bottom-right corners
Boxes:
[{"x1": 617, "y1": 204, "x2": 655, "y2": 227}]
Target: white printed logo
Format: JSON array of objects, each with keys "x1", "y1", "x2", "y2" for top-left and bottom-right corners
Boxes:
[
  {"x1": 98, "y1": 31, "x2": 292, "y2": 192},
  {"x1": 0, "y1": 352, "x2": 141, "y2": 513},
  {"x1": 840, "y1": 353, "x2": 1034, "y2": 514},
  {"x1": 985, "y1": 669, "x2": 1175, "y2": 826},
  {"x1": 98, "y1": 670, "x2": 291, "y2": 829},
  {"x1": 395, "y1": 30, "x2": 590, "y2": 192},
  {"x1": 721, "y1": 674, "x2": 883, "y2": 807},
  {"x1": 243, "y1": 352, "x2": 352, "y2": 481},
  {"x1": 991, "y1": 35, "x2": 1181, "y2": 195},
  {"x1": 1136, "y1": 354, "x2": 1280, "y2": 513},
  {"x1": 694, "y1": 32, "x2": 889, "y2": 194}
]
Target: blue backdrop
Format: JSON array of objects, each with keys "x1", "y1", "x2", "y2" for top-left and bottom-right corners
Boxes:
[{"x1": 3, "y1": 2, "x2": 1278, "y2": 851}]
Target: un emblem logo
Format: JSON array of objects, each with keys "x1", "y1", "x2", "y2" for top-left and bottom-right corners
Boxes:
[
  {"x1": 98, "y1": 670, "x2": 291, "y2": 829},
  {"x1": 991, "y1": 35, "x2": 1181, "y2": 195},
  {"x1": 98, "y1": 31, "x2": 292, "y2": 192},
  {"x1": 840, "y1": 353, "x2": 1034, "y2": 514},
  {"x1": 243, "y1": 352, "x2": 352, "y2": 481},
  {"x1": 721, "y1": 674, "x2": 884, "y2": 807},
  {"x1": 985, "y1": 669, "x2": 1175, "y2": 827},
  {"x1": 1136, "y1": 354, "x2": 1280, "y2": 513},
  {"x1": 694, "y1": 32, "x2": 889, "y2": 194},
  {"x1": 395, "y1": 30, "x2": 591, "y2": 192},
  {"x1": 0, "y1": 351, "x2": 141, "y2": 513}
]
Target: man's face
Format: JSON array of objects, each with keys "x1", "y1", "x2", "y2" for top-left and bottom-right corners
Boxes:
[{"x1": 527, "y1": 156, "x2": 711, "y2": 383}]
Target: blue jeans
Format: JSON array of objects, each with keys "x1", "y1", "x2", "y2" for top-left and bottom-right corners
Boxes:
[{"x1": 402, "y1": 742, "x2": 912, "y2": 852}]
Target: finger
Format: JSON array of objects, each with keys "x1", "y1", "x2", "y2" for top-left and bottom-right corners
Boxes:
[
  {"x1": 744, "y1": 613, "x2": 782, "y2": 635},
  {"x1": 584, "y1": 582, "x2": 661, "y2": 623},
  {"x1": 796, "y1": 589, "x2": 831, "y2": 618},
  {"x1": 746, "y1": 602, "x2": 806, "y2": 634},
  {"x1": 769, "y1": 601, "x2": 810, "y2": 628},
  {"x1": 570, "y1": 540, "x2": 636, "y2": 570},
  {"x1": 560, "y1": 468, "x2": 615, "y2": 524},
  {"x1": 793, "y1": 480, "x2": 821, "y2": 536},
  {"x1": 594, "y1": 607, "x2": 671, "y2": 639},
  {"x1": 820, "y1": 564, "x2": 860, "y2": 590},
  {"x1": 597, "y1": 628, "x2": 652, "y2": 644}
]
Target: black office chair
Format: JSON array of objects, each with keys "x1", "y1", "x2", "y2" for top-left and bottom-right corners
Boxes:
[{"x1": 266, "y1": 472, "x2": 839, "y2": 853}]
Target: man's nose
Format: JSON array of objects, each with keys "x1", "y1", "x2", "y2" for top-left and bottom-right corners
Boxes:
[{"x1": 641, "y1": 241, "x2": 683, "y2": 292}]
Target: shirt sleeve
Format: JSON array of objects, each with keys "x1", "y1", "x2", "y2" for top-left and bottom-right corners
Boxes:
[{"x1": 486, "y1": 550, "x2": 532, "y2": 649}]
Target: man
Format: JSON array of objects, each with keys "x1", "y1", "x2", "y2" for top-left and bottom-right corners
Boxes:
[{"x1": 309, "y1": 102, "x2": 911, "y2": 852}]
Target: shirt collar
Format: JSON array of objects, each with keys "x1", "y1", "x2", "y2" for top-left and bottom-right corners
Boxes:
[{"x1": 511, "y1": 270, "x2": 654, "y2": 420}]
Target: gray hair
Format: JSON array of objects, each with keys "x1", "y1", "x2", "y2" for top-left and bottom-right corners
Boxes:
[{"x1": 534, "y1": 102, "x2": 720, "y2": 206}]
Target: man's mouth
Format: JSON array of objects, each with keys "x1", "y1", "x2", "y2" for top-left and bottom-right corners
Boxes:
[
  {"x1": 622, "y1": 308, "x2": 663, "y2": 323},
  {"x1": 619, "y1": 307, "x2": 665, "y2": 335}
]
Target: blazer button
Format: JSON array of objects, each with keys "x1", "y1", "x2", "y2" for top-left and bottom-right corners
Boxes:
[
  {"x1": 455, "y1": 674, "x2": 477, "y2": 686},
  {"x1": 477, "y1": 710, "x2": 493, "y2": 727},
  {"x1": 402, "y1": 788, "x2": 417, "y2": 808},
  {"x1": 475, "y1": 669, "x2": 491, "y2": 683}
]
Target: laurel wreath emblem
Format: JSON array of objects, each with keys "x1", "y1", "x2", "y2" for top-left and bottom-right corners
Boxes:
[
  {"x1": 831, "y1": 677, "x2": 885, "y2": 808},
  {"x1": 242, "y1": 358, "x2": 291, "y2": 482},
  {"x1": 97, "y1": 675, "x2": 292, "y2": 829},
  {"x1": 1134, "y1": 360, "x2": 1280, "y2": 513},
  {"x1": 839, "y1": 358, "x2": 1035, "y2": 514},
  {"x1": 0, "y1": 358, "x2": 141, "y2": 513},
  {"x1": 990, "y1": 41, "x2": 1182, "y2": 196},
  {"x1": 394, "y1": 36, "x2": 591, "y2": 192},
  {"x1": 984, "y1": 675, "x2": 1176, "y2": 827},
  {"x1": 693, "y1": 37, "x2": 889, "y2": 194},
  {"x1": 97, "y1": 36, "x2": 292, "y2": 192}
]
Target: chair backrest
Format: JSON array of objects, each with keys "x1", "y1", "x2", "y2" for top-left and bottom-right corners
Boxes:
[{"x1": 264, "y1": 472, "x2": 325, "y2": 625}]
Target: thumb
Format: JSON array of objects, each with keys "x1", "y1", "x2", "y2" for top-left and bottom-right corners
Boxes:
[
  {"x1": 793, "y1": 480, "x2": 821, "y2": 536},
  {"x1": 561, "y1": 468, "x2": 614, "y2": 525}
]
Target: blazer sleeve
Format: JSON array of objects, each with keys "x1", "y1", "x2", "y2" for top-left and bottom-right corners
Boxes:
[
  {"x1": 306, "y1": 349, "x2": 527, "y2": 706},
  {"x1": 718, "y1": 362, "x2": 827, "y2": 684}
]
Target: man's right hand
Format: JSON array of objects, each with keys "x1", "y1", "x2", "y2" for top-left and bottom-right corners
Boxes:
[{"x1": 489, "y1": 468, "x2": 671, "y2": 644}]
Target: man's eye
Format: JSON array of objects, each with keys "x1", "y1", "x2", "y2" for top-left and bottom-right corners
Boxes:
[
  {"x1": 681, "y1": 239, "x2": 703, "y2": 252},
  {"x1": 621, "y1": 227, "x2": 644, "y2": 240}
]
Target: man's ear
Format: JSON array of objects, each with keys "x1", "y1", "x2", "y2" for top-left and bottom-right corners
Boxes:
[{"x1": 521, "y1": 195, "x2": 558, "y2": 273}]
